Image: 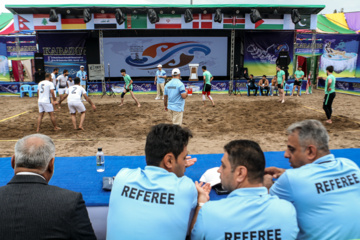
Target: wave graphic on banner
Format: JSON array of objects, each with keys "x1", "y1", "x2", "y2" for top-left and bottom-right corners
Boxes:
[
  {"x1": 246, "y1": 43, "x2": 289, "y2": 63},
  {"x1": 125, "y1": 42, "x2": 211, "y2": 68}
]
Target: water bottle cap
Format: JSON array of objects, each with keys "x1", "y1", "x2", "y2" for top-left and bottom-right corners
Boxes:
[{"x1": 98, "y1": 148, "x2": 102, "y2": 151}]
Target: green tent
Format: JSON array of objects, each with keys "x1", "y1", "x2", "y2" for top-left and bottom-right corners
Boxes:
[
  {"x1": 0, "y1": 13, "x2": 13, "y2": 30},
  {"x1": 317, "y1": 15, "x2": 355, "y2": 34}
]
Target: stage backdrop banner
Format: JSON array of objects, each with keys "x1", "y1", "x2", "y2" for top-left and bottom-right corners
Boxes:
[
  {"x1": 103, "y1": 37, "x2": 228, "y2": 77},
  {"x1": 5, "y1": 36, "x2": 37, "y2": 60},
  {"x1": 0, "y1": 37, "x2": 10, "y2": 82},
  {"x1": 319, "y1": 34, "x2": 360, "y2": 78},
  {"x1": 295, "y1": 34, "x2": 323, "y2": 57},
  {"x1": 38, "y1": 32, "x2": 88, "y2": 78},
  {"x1": 244, "y1": 31, "x2": 294, "y2": 77}
]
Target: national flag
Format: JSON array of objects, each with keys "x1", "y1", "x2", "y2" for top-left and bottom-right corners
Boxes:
[
  {"x1": 223, "y1": 15, "x2": 245, "y2": 29},
  {"x1": 33, "y1": 14, "x2": 59, "y2": 30},
  {"x1": 61, "y1": 15, "x2": 87, "y2": 30},
  {"x1": 94, "y1": 13, "x2": 117, "y2": 29},
  {"x1": 125, "y1": 14, "x2": 147, "y2": 29},
  {"x1": 18, "y1": 15, "x2": 31, "y2": 30},
  {"x1": 193, "y1": 14, "x2": 213, "y2": 29},
  {"x1": 148, "y1": 14, "x2": 182, "y2": 29},
  {"x1": 295, "y1": 15, "x2": 311, "y2": 29},
  {"x1": 255, "y1": 19, "x2": 284, "y2": 29}
]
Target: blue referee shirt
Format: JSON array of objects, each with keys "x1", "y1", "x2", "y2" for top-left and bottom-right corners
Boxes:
[
  {"x1": 76, "y1": 70, "x2": 87, "y2": 85},
  {"x1": 107, "y1": 166, "x2": 197, "y2": 240},
  {"x1": 164, "y1": 78, "x2": 186, "y2": 112},
  {"x1": 191, "y1": 187, "x2": 299, "y2": 240},
  {"x1": 156, "y1": 70, "x2": 166, "y2": 84},
  {"x1": 270, "y1": 154, "x2": 360, "y2": 240}
]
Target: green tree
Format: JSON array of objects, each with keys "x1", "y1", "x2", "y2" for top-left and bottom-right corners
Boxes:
[{"x1": 42, "y1": 18, "x2": 48, "y2": 26}]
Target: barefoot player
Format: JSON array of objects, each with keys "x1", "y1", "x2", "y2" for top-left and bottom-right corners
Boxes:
[
  {"x1": 56, "y1": 69, "x2": 69, "y2": 108},
  {"x1": 201, "y1": 66, "x2": 215, "y2": 107},
  {"x1": 119, "y1": 69, "x2": 141, "y2": 107},
  {"x1": 36, "y1": 73, "x2": 61, "y2": 132},
  {"x1": 317, "y1": 65, "x2": 336, "y2": 124},
  {"x1": 291, "y1": 66, "x2": 304, "y2": 97},
  {"x1": 59, "y1": 77, "x2": 96, "y2": 130},
  {"x1": 276, "y1": 65, "x2": 286, "y2": 103}
]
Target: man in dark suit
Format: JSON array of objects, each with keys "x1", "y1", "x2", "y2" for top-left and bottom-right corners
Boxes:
[
  {"x1": 0, "y1": 134, "x2": 96, "y2": 240},
  {"x1": 245, "y1": 72, "x2": 258, "y2": 96}
]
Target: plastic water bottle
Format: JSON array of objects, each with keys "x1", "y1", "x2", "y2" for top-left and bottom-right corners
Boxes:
[{"x1": 96, "y1": 148, "x2": 105, "y2": 172}]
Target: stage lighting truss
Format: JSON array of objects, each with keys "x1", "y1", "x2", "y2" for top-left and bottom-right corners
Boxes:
[
  {"x1": 49, "y1": 9, "x2": 58, "y2": 22},
  {"x1": 83, "y1": 8, "x2": 92, "y2": 23},
  {"x1": 291, "y1": 9, "x2": 301, "y2": 24},
  {"x1": 184, "y1": 9, "x2": 193, "y2": 23},
  {"x1": 250, "y1": 9, "x2": 262, "y2": 24},
  {"x1": 148, "y1": 9, "x2": 159, "y2": 24},
  {"x1": 115, "y1": 8, "x2": 126, "y2": 25}
]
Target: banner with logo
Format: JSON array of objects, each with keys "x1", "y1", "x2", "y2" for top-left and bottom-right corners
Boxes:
[
  {"x1": 103, "y1": 37, "x2": 228, "y2": 77},
  {"x1": 295, "y1": 34, "x2": 324, "y2": 57},
  {"x1": 5, "y1": 36, "x2": 37, "y2": 60},
  {"x1": 318, "y1": 34, "x2": 360, "y2": 78},
  {"x1": 86, "y1": 80, "x2": 230, "y2": 95},
  {"x1": 0, "y1": 37, "x2": 10, "y2": 81},
  {"x1": 38, "y1": 32, "x2": 88, "y2": 78},
  {"x1": 244, "y1": 31, "x2": 294, "y2": 76}
]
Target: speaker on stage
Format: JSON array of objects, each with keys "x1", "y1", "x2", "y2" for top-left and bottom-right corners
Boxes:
[
  {"x1": 34, "y1": 70, "x2": 45, "y2": 83},
  {"x1": 34, "y1": 53, "x2": 45, "y2": 83},
  {"x1": 34, "y1": 53, "x2": 45, "y2": 72}
]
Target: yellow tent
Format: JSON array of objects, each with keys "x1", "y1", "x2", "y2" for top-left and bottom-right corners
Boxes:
[{"x1": 325, "y1": 13, "x2": 350, "y2": 30}]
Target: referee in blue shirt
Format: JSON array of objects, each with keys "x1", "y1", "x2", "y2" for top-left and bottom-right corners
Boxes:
[
  {"x1": 164, "y1": 68, "x2": 187, "y2": 125},
  {"x1": 107, "y1": 124, "x2": 198, "y2": 240},
  {"x1": 191, "y1": 140, "x2": 299, "y2": 240},
  {"x1": 265, "y1": 119, "x2": 360, "y2": 240}
]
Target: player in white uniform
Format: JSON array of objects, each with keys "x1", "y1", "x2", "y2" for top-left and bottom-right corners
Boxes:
[
  {"x1": 56, "y1": 69, "x2": 69, "y2": 95},
  {"x1": 59, "y1": 77, "x2": 96, "y2": 130},
  {"x1": 50, "y1": 68, "x2": 59, "y2": 109},
  {"x1": 36, "y1": 73, "x2": 61, "y2": 132}
]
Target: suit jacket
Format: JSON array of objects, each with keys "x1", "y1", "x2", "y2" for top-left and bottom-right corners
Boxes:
[{"x1": 0, "y1": 175, "x2": 97, "y2": 240}]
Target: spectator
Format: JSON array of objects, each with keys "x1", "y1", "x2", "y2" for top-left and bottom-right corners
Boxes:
[
  {"x1": 270, "y1": 75, "x2": 278, "y2": 96},
  {"x1": 258, "y1": 75, "x2": 270, "y2": 96},
  {"x1": 191, "y1": 140, "x2": 299, "y2": 240},
  {"x1": 246, "y1": 73, "x2": 258, "y2": 96},
  {"x1": 0, "y1": 134, "x2": 96, "y2": 240},
  {"x1": 107, "y1": 124, "x2": 200, "y2": 240},
  {"x1": 265, "y1": 119, "x2": 360, "y2": 240}
]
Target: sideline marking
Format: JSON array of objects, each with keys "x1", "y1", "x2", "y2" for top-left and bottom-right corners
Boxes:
[
  {"x1": 0, "y1": 110, "x2": 31, "y2": 123},
  {"x1": 302, "y1": 106, "x2": 360, "y2": 124},
  {"x1": 0, "y1": 138, "x2": 104, "y2": 142}
]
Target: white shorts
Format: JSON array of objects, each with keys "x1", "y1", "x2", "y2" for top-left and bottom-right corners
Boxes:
[
  {"x1": 68, "y1": 102, "x2": 86, "y2": 114},
  {"x1": 58, "y1": 88, "x2": 67, "y2": 95},
  {"x1": 38, "y1": 102, "x2": 54, "y2": 113}
]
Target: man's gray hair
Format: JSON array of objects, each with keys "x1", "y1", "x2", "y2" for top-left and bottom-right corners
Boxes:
[
  {"x1": 14, "y1": 134, "x2": 55, "y2": 171},
  {"x1": 287, "y1": 119, "x2": 329, "y2": 152}
]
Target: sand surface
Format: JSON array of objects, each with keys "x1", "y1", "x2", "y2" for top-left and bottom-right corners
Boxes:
[{"x1": 1, "y1": 90, "x2": 359, "y2": 158}]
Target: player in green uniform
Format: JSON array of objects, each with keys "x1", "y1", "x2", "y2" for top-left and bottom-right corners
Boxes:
[
  {"x1": 119, "y1": 69, "x2": 141, "y2": 107},
  {"x1": 291, "y1": 66, "x2": 305, "y2": 97},
  {"x1": 276, "y1": 65, "x2": 286, "y2": 103},
  {"x1": 201, "y1": 66, "x2": 215, "y2": 107},
  {"x1": 318, "y1": 66, "x2": 336, "y2": 124}
]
